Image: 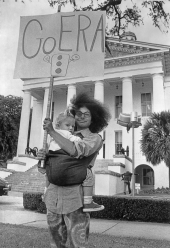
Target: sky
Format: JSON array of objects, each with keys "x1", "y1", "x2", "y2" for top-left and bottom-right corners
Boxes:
[{"x1": 0, "y1": 0, "x2": 170, "y2": 98}]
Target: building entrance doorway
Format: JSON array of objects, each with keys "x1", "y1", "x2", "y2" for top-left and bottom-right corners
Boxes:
[{"x1": 135, "y1": 164, "x2": 154, "y2": 190}]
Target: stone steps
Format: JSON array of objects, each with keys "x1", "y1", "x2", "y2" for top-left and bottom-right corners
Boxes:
[
  {"x1": 11, "y1": 185, "x2": 44, "y2": 192},
  {"x1": 6, "y1": 165, "x2": 46, "y2": 193},
  {"x1": 6, "y1": 159, "x2": 112, "y2": 193}
]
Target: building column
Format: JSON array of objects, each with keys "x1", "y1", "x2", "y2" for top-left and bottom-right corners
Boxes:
[
  {"x1": 94, "y1": 80, "x2": 104, "y2": 158},
  {"x1": 67, "y1": 84, "x2": 76, "y2": 106},
  {"x1": 122, "y1": 77, "x2": 133, "y2": 158},
  {"x1": 152, "y1": 74, "x2": 165, "y2": 112},
  {"x1": 94, "y1": 80, "x2": 104, "y2": 103},
  {"x1": 17, "y1": 90, "x2": 31, "y2": 155},
  {"x1": 122, "y1": 77, "x2": 133, "y2": 113},
  {"x1": 29, "y1": 98, "x2": 43, "y2": 150}
]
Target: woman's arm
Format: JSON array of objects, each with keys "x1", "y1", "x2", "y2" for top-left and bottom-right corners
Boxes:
[
  {"x1": 43, "y1": 118, "x2": 77, "y2": 156},
  {"x1": 73, "y1": 133, "x2": 103, "y2": 158}
]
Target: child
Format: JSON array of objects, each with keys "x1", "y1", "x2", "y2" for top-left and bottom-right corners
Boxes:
[{"x1": 43, "y1": 111, "x2": 104, "y2": 212}]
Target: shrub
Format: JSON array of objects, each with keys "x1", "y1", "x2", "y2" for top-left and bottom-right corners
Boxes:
[
  {"x1": 23, "y1": 192, "x2": 46, "y2": 213},
  {"x1": 23, "y1": 192, "x2": 170, "y2": 223},
  {"x1": 91, "y1": 196, "x2": 170, "y2": 223}
]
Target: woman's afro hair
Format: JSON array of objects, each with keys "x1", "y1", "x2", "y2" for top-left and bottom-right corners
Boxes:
[{"x1": 69, "y1": 93, "x2": 111, "y2": 133}]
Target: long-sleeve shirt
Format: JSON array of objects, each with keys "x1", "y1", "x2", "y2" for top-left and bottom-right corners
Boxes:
[{"x1": 44, "y1": 128, "x2": 103, "y2": 214}]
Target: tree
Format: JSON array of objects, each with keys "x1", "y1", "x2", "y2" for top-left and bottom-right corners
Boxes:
[
  {"x1": 140, "y1": 111, "x2": 170, "y2": 188},
  {"x1": 0, "y1": 95, "x2": 23, "y2": 161},
  {"x1": 47, "y1": 0, "x2": 170, "y2": 37},
  {"x1": 2, "y1": 0, "x2": 170, "y2": 37}
]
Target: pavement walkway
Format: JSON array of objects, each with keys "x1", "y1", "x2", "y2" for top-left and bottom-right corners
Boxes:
[{"x1": 0, "y1": 192, "x2": 170, "y2": 242}]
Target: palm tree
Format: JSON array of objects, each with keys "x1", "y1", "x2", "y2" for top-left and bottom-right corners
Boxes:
[{"x1": 140, "y1": 111, "x2": 170, "y2": 188}]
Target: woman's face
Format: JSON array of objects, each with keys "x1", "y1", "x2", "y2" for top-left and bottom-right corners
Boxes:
[{"x1": 75, "y1": 107, "x2": 92, "y2": 130}]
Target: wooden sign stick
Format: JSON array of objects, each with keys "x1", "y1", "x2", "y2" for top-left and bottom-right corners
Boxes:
[
  {"x1": 39, "y1": 6, "x2": 61, "y2": 168},
  {"x1": 40, "y1": 76, "x2": 54, "y2": 168}
]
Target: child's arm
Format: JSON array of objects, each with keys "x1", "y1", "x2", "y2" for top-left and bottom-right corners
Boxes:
[{"x1": 44, "y1": 119, "x2": 77, "y2": 156}]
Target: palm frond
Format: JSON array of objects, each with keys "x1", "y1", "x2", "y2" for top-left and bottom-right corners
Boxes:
[{"x1": 140, "y1": 111, "x2": 170, "y2": 167}]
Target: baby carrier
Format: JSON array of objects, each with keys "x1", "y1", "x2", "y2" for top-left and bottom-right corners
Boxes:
[{"x1": 45, "y1": 135, "x2": 102, "y2": 186}]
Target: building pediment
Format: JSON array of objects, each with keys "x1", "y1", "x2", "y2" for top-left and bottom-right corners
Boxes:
[
  {"x1": 105, "y1": 37, "x2": 169, "y2": 58},
  {"x1": 105, "y1": 37, "x2": 170, "y2": 75}
]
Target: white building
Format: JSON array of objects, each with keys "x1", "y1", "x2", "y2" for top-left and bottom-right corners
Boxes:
[{"x1": 8, "y1": 33, "x2": 170, "y2": 194}]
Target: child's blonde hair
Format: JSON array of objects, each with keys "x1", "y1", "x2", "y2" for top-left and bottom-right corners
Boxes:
[{"x1": 54, "y1": 110, "x2": 74, "y2": 129}]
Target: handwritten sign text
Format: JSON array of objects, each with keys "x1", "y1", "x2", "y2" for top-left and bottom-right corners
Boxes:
[{"x1": 14, "y1": 11, "x2": 105, "y2": 79}]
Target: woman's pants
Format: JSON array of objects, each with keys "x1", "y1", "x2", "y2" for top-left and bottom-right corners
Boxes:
[{"x1": 47, "y1": 208, "x2": 90, "y2": 248}]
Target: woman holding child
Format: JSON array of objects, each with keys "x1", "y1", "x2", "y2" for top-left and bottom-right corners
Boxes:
[{"x1": 38, "y1": 93, "x2": 111, "y2": 248}]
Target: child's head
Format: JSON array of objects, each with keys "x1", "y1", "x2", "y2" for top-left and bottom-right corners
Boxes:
[{"x1": 55, "y1": 112, "x2": 75, "y2": 134}]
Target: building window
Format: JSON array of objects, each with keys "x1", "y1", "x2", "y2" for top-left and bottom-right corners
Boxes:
[
  {"x1": 115, "y1": 96, "x2": 122, "y2": 118},
  {"x1": 115, "y1": 131, "x2": 122, "y2": 155},
  {"x1": 143, "y1": 168, "x2": 154, "y2": 185},
  {"x1": 141, "y1": 93, "x2": 152, "y2": 117}
]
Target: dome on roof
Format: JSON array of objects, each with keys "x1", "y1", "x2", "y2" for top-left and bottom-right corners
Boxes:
[{"x1": 121, "y1": 31, "x2": 137, "y2": 41}]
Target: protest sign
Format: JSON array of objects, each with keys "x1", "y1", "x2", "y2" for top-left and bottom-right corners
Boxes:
[{"x1": 14, "y1": 11, "x2": 105, "y2": 79}]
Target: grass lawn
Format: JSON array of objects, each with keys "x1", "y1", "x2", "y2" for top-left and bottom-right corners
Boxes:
[{"x1": 0, "y1": 223, "x2": 170, "y2": 248}]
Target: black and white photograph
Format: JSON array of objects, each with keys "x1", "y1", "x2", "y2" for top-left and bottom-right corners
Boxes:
[{"x1": 0, "y1": 0, "x2": 170, "y2": 247}]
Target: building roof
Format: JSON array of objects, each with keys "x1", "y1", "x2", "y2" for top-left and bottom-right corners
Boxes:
[{"x1": 105, "y1": 37, "x2": 170, "y2": 75}]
